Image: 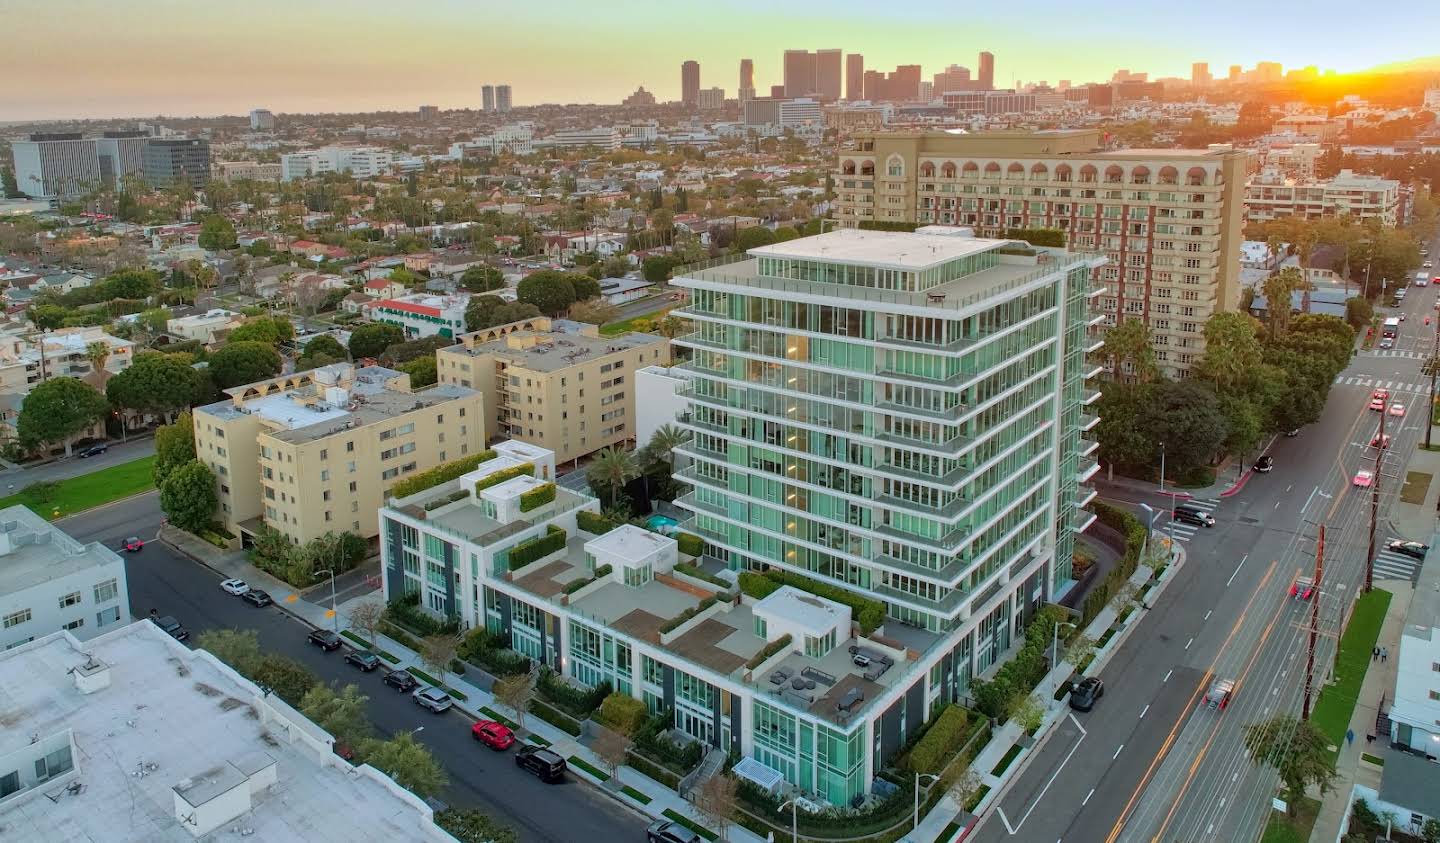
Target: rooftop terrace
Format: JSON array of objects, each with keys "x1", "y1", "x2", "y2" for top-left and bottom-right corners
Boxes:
[
  {"x1": 447, "y1": 317, "x2": 665, "y2": 372},
  {"x1": 0, "y1": 505, "x2": 119, "y2": 593}
]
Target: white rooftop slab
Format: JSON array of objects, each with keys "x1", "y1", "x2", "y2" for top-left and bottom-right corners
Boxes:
[
  {"x1": 755, "y1": 585, "x2": 847, "y2": 635},
  {"x1": 493, "y1": 439, "x2": 552, "y2": 462},
  {"x1": 585, "y1": 523, "x2": 677, "y2": 562},
  {"x1": 0, "y1": 623, "x2": 454, "y2": 843},
  {"x1": 248, "y1": 391, "x2": 350, "y2": 430},
  {"x1": 0, "y1": 505, "x2": 117, "y2": 593},
  {"x1": 482, "y1": 473, "x2": 547, "y2": 501},
  {"x1": 747, "y1": 228, "x2": 1006, "y2": 271}
]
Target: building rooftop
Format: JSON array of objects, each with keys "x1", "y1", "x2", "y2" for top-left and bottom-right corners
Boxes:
[
  {"x1": 0, "y1": 505, "x2": 119, "y2": 593},
  {"x1": 448, "y1": 316, "x2": 666, "y2": 372},
  {"x1": 1404, "y1": 532, "x2": 1440, "y2": 636},
  {"x1": 586, "y1": 523, "x2": 677, "y2": 564},
  {"x1": 755, "y1": 586, "x2": 847, "y2": 635},
  {"x1": 749, "y1": 228, "x2": 1000, "y2": 271},
  {"x1": 0, "y1": 623, "x2": 453, "y2": 843}
]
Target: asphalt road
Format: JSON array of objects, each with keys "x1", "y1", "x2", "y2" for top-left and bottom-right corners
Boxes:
[
  {"x1": 62, "y1": 494, "x2": 644, "y2": 843},
  {"x1": 971, "y1": 248, "x2": 1440, "y2": 843},
  {"x1": 0, "y1": 436, "x2": 156, "y2": 486}
]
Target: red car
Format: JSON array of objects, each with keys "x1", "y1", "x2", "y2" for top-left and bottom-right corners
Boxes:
[
  {"x1": 123, "y1": 536, "x2": 144, "y2": 552},
  {"x1": 471, "y1": 720, "x2": 516, "y2": 751},
  {"x1": 1290, "y1": 576, "x2": 1315, "y2": 600}
]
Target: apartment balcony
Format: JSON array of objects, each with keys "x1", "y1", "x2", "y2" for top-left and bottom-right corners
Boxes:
[
  {"x1": 873, "y1": 551, "x2": 969, "y2": 587},
  {"x1": 1080, "y1": 437, "x2": 1100, "y2": 459},
  {"x1": 871, "y1": 581, "x2": 968, "y2": 615},
  {"x1": 676, "y1": 411, "x2": 729, "y2": 438},
  {"x1": 874, "y1": 520, "x2": 969, "y2": 554},
  {"x1": 1081, "y1": 389, "x2": 1102, "y2": 407},
  {"x1": 1078, "y1": 458, "x2": 1100, "y2": 483},
  {"x1": 1070, "y1": 507, "x2": 1098, "y2": 534},
  {"x1": 879, "y1": 459, "x2": 970, "y2": 489},
  {"x1": 875, "y1": 490, "x2": 971, "y2": 521},
  {"x1": 1077, "y1": 486, "x2": 1098, "y2": 510},
  {"x1": 873, "y1": 427, "x2": 970, "y2": 457},
  {"x1": 1084, "y1": 363, "x2": 1105, "y2": 380},
  {"x1": 873, "y1": 398, "x2": 967, "y2": 423}
]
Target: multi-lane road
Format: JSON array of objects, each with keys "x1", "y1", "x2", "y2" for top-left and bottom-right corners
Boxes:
[
  {"x1": 973, "y1": 259, "x2": 1439, "y2": 843},
  {"x1": 63, "y1": 493, "x2": 642, "y2": 843}
]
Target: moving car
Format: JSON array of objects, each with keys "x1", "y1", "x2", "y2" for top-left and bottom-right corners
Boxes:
[
  {"x1": 514, "y1": 745, "x2": 567, "y2": 782},
  {"x1": 1252, "y1": 455, "x2": 1274, "y2": 473},
  {"x1": 78, "y1": 443, "x2": 109, "y2": 458},
  {"x1": 1379, "y1": 337, "x2": 1394, "y2": 349},
  {"x1": 1285, "y1": 429, "x2": 1300, "y2": 437},
  {"x1": 471, "y1": 720, "x2": 516, "y2": 750},
  {"x1": 1400, "y1": 313, "x2": 1408, "y2": 322},
  {"x1": 308, "y1": 629, "x2": 343, "y2": 651},
  {"x1": 647, "y1": 820, "x2": 702, "y2": 843},
  {"x1": 1371, "y1": 433, "x2": 1392, "y2": 449},
  {"x1": 220, "y1": 578, "x2": 250, "y2": 596},
  {"x1": 1390, "y1": 403, "x2": 1406, "y2": 417},
  {"x1": 1387, "y1": 540, "x2": 1430, "y2": 560},
  {"x1": 344, "y1": 650, "x2": 381, "y2": 671},
  {"x1": 1370, "y1": 390, "x2": 1389, "y2": 411},
  {"x1": 1202, "y1": 678, "x2": 1235, "y2": 710},
  {"x1": 1068, "y1": 677, "x2": 1105, "y2": 712},
  {"x1": 241, "y1": 589, "x2": 273, "y2": 607},
  {"x1": 412, "y1": 686, "x2": 454, "y2": 713},
  {"x1": 1173, "y1": 504, "x2": 1215, "y2": 527},
  {"x1": 1353, "y1": 469, "x2": 1375, "y2": 488},
  {"x1": 1290, "y1": 575, "x2": 1316, "y2": 600},
  {"x1": 122, "y1": 536, "x2": 144, "y2": 552},
  {"x1": 383, "y1": 669, "x2": 420, "y2": 692},
  {"x1": 152, "y1": 615, "x2": 189, "y2": 641}
]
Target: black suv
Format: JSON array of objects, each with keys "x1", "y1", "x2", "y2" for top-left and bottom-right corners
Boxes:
[
  {"x1": 1172, "y1": 505, "x2": 1215, "y2": 527},
  {"x1": 647, "y1": 820, "x2": 701, "y2": 843},
  {"x1": 152, "y1": 615, "x2": 189, "y2": 641},
  {"x1": 241, "y1": 589, "x2": 273, "y2": 608},
  {"x1": 383, "y1": 669, "x2": 420, "y2": 692},
  {"x1": 308, "y1": 629, "x2": 342, "y2": 651},
  {"x1": 515, "y1": 745, "x2": 567, "y2": 783},
  {"x1": 1068, "y1": 677, "x2": 1105, "y2": 712},
  {"x1": 345, "y1": 650, "x2": 381, "y2": 671}
]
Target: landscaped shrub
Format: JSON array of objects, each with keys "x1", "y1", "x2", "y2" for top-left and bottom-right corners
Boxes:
[
  {"x1": 383, "y1": 592, "x2": 460, "y2": 637},
  {"x1": 745, "y1": 634, "x2": 792, "y2": 670},
  {"x1": 657, "y1": 595, "x2": 718, "y2": 634},
  {"x1": 598, "y1": 693, "x2": 648, "y2": 737},
  {"x1": 970, "y1": 605, "x2": 1069, "y2": 719},
  {"x1": 529, "y1": 697, "x2": 583, "y2": 735},
  {"x1": 1081, "y1": 502, "x2": 1147, "y2": 626},
  {"x1": 509, "y1": 525, "x2": 567, "y2": 570},
  {"x1": 906, "y1": 705, "x2": 970, "y2": 774},
  {"x1": 474, "y1": 463, "x2": 535, "y2": 495},
  {"x1": 737, "y1": 571, "x2": 780, "y2": 599},
  {"x1": 391, "y1": 449, "x2": 497, "y2": 498},
  {"x1": 456, "y1": 627, "x2": 532, "y2": 677},
  {"x1": 577, "y1": 509, "x2": 617, "y2": 535},
  {"x1": 674, "y1": 562, "x2": 729, "y2": 588},
  {"x1": 519, "y1": 482, "x2": 556, "y2": 512},
  {"x1": 626, "y1": 750, "x2": 681, "y2": 789},
  {"x1": 561, "y1": 564, "x2": 614, "y2": 595},
  {"x1": 738, "y1": 568, "x2": 886, "y2": 634},
  {"x1": 537, "y1": 667, "x2": 609, "y2": 718},
  {"x1": 634, "y1": 712, "x2": 704, "y2": 772},
  {"x1": 676, "y1": 532, "x2": 704, "y2": 557}
]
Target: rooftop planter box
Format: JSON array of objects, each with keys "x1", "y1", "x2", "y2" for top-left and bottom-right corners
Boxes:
[
  {"x1": 519, "y1": 482, "x2": 557, "y2": 512},
  {"x1": 392, "y1": 449, "x2": 497, "y2": 499},
  {"x1": 473, "y1": 462, "x2": 535, "y2": 495},
  {"x1": 509, "y1": 525, "x2": 566, "y2": 570}
]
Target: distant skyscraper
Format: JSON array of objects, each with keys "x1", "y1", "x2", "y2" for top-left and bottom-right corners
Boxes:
[
  {"x1": 864, "y1": 66, "x2": 922, "y2": 101},
  {"x1": 933, "y1": 64, "x2": 973, "y2": 94},
  {"x1": 698, "y1": 87, "x2": 725, "y2": 110},
  {"x1": 740, "y1": 59, "x2": 754, "y2": 91},
  {"x1": 418, "y1": 105, "x2": 439, "y2": 121},
  {"x1": 1191, "y1": 62, "x2": 1211, "y2": 87},
  {"x1": 1255, "y1": 62, "x2": 1283, "y2": 83},
  {"x1": 681, "y1": 60, "x2": 700, "y2": 107},
  {"x1": 816, "y1": 49, "x2": 842, "y2": 100},
  {"x1": 143, "y1": 138, "x2": 210, "y2": 190},
  {"x1": 783, "y1": 50, "x2": 816, "y2": 97},
  {"x1": 496, "y1": 85, "x2": 512, "y2": 112},
  {"x1": 482, "y1": 85, "x2": 495, "y2": 113},
  {"x1": 249, "y1": 109, "x2": 275, "y2": 131},
  {"x1": 769, "y1": 84, "x2": 786, "y2": 98},
  {"x1": 978, "y1": 51, "x2": 995, "y2": 90},
  {"x1": 10, "y1": 134, "x2": 99, "y2": 199},
  {"x1": 846, "y1": 54, "x2": 864, "y2": 100},
  {"x1": 919, "y1": 81, "x2": 934, "y2": 100},
  {"x1": 1228, "y1": 65, "x2": 1242, "y2": 82}
]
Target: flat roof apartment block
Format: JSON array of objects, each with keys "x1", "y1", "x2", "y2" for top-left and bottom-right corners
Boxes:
[
  {"x1": 0, "y1": 506, "x2": 130, "y2": 650},
  {"x1": 435, "y1": 316, "x2": 670, "y2": 461},
  {"x1": 193, "y1": 362, "x2": 483, "y2": 544},
  {"x1": 833, "y1": 130, "x2": 1247, "y2": 380}
]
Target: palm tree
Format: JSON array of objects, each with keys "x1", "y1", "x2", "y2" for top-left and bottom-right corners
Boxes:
[
  {"x1": 641, "y1": 423, "x2": 688, "y2": 472},
  {"x1": 587, "y1": 446, "x2": 638, "y2": 508},
  {"x1": 85, "y1": 341, "x2": 110, "y2": 374}
]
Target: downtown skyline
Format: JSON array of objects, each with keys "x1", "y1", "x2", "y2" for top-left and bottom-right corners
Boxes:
[{"x1": 5, "y1": 0, "x2": 1439, "y2": 120}]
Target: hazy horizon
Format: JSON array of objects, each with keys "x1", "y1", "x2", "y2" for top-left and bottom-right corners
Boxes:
[{"x1": 4, "y1": 0, "x2": 1438, "y2": 121}]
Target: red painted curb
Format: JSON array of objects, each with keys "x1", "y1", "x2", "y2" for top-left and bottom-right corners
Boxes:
[
  {"x1": 1155, "y1": 488, "x2": 1193, "y2": 500},
  {"x1": 1220, "y1": 471, "x2": 1252, "y2": 498}
]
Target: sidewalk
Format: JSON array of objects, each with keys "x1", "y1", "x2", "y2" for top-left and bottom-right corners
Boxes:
[
  {"x1": 1308, "y1": 582, "x2": 1414, "y2": 843},
  {"x1": 911, "y1": 537, "x2": 1187, "y2": 843},
  {"x1": 1098, "y1": 435, "x2": 1277, "y2": 503},
  {"x1": 160, "y1": 526, "x2": 766, "y2": 843},
  {"x1": 1390, "y1": 439, "x2": 1440, "y2": 539}
]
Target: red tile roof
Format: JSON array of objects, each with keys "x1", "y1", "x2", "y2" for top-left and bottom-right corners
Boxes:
[{"x1": 376, "y1": 299, "x2": 441, "y2": 317}]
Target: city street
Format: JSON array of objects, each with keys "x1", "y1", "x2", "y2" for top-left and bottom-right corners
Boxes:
[
  {"x1": 60, "y1": 495, "x2": 644, "y2": 843},
  {"x1": 971, "y1": 244, "x2": 1440, "y2": 843},
  {"x1": 0, "y1": 435, "x2": 156, "y2": 487}
]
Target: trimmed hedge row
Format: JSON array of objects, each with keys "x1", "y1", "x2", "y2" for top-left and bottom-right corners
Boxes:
[
  {"x1": 577, "y1": 509, "x2": 617, "y2": 534},
  {"x1": 457, "y1": 628, "x2": 532, "y2": 677},
  {"x1": 509, "y1": 525, "x2": 566, "y2": 570},
  {"x1": 384, "y1": 592, "x2": 460, "y2": 637},
  {"x1": 537, "y1": 667, "x2": 610, "y2": 718},
  {"x1": 737, "y1": 571, "x2": 781, "y2": 599},
  {"x1": 676, "y1": 532, "x2": 705, "y2": 557},
  {"x1": 745, "y1": 633, "x2": 793, "y2": 670},
  {"x1": 529, "y1": 697, "x2": 583, "y2": 736},
  {"x1": 626, "y1": 750, "x2": 681, "y2": 789},
  {"x1": 391, "y1": 449, "x2": 497, "y2": 498},
  {"x1": 519, "y1": 482, "x2": 556, "y2": 512},
  {"x1": 673, "y1": 561, "x2": 729, "y2": 588},
  {"x1": 474, "y1": 463, "x2": 535, "y2": 495},
  {"x1": 658, "y1": 595, "x2": 719, "y2": 634},
  {"x1": 738, "y1": 569, "x2": 885, "y2": 634},
  {"x1": 562, "y1": 564, "x2": 613, "y2": 595},
  {"x1": 597, "y1": 692, "x2": 648, "y2": 737},
  {"x1": 1081, "y1": 502, "x2": 1147, "y2": 626},
  {"x1": 907, "y1": 705, "x2": 969, "y2": 774},
  {"x1": 970, "y1": 605, "x2": 1069, "y2": 719}
]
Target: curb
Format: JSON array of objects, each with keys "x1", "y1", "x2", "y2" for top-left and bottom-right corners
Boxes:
[
  {"x1": 1219, "y1": 470, "x2": 1252, "y2": 498},
  {"x1": 1155, "y1": 488, "x2": 1193, "y2": 500},
  {"x1": 53, "y1": 487, "x2": 160, "y2": 524}
]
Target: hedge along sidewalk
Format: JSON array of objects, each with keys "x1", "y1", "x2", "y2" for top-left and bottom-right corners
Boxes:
[
  {"x1": 7, "y1": 454, "x2": 158, "y2": 520},
  {"x1": 914, "y1": 536, "x2": 1188, "y2": 843}
]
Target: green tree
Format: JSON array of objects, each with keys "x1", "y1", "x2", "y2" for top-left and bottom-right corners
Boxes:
[
  {"x1": 195, "y1": 628, "x2": 263, "y2": 673},
  {"x1": 0, "y1": 167, "x2": 18, "y2": 199},
  {"x1": 459, "y1": 265, "x2": 505, "y2": 293},
  {"x1": 297, "y1": 334, "x2": 348, "y2": 362},
  {"x1": 197, "y1": 215, "x2": 238, "y2": 251},
  {"x1": 587, "y1": 446, "x2": 638, "y2": 507},
  {"x1": 250, "y1": 653, "x2": 320, "y2": 705},
  {"x1": 1345, "y1": 296, "x2": 1374, "y2": 331},
  {"x1": 228, "y1": 316, "x2": 295, "y2": 345},
  {"x1": 106, "y1": 353, "x2": 202, "y2": 424},
  {"x1": 208, "y1": 341, "x2": 282, "y2": 389},
  {"x1": 641, "y1": 255, "x2": 674, "y2": 284},
  {"x1": 1260, "y1": 267, "x2": 1307, "y2": 340},
  {"x1": 517, "y1": 270, "x2": 578, "y2": 316},
  {"x1": 1101, "y1": 318, "x2": 1158, "y2": 382},
  {"x1": 1218, "y1": 393, "x2": 1264, "y2": 464},
  {"x1": 733, "y1": 226, "x2": 778, "y2": 251},
  {"x1": 102, "y1": 268, "x2": 163, "y2": 300},
  {"x1": 30, "y1": 304, "x2": 68, "y2": 331},
  {"x1": 299, "y1": 683, "x2": 373, "y2": 747},
  {"x1": 1095, "y1": 383, "x2": 1157, "y2": 470},
  {"x1": 362, "y1": 732, "x2": 448, "y2": 798},
  {"x1": 348, "y1": 323, "x2": 405, "y2": 360},
  {"x1": 1140, "y1": 380, "x2": 1229, "y2": 477},
  {"x1": 1243, "y1": 715, "x2": 1335, "y2": 817},
  {"x1": 159, "y1": 460, "x2": 217, "y2": 532},
  {"x1": 397, "y1": 356, "x2": 437, "y2": 387},
  {"x1": 570, "y1": 274, "x2": 602, "y2": 301},
  {"x1": 1196, "y1": 312, "x2": 1265, "y2": 393},
  {"x1": 153, "y1": 411, "x2": 196, "y2": 487},
  {"x1": 641, "y1": 423, "x2": 687, "y2": 472},
  {"x1": 435, "y1": 810, "x2": 518, "y2": 843},
  {"x1": 465, "y1": 296, "x2": 541, "y2": 332},
  {"x1": 17, "y1": 377, "x2": 108, "y2": 457}
]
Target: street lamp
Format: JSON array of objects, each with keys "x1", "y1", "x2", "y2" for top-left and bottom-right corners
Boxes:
[
  {"x1": 776, "y1": 797, "x2": 801, "y2": 843},
  {"x1": 1157, "y1": 442, "x2": 1166, "y2": 494},
  {"x1": 1051, "y1": 621, "x2": 1080, "y2": 674},
  {"x1": 314, "y1": 568, "x2": 339, "y2": 631},
  {"x1": 913, "y1": 773, "x2": 941, "y2": 831}
]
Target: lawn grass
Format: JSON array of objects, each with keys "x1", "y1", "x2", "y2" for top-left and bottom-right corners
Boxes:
[
  {"x1": 1312, "y1": 589, "x2": 1391, "y2": 757},
  {"x1": 1401, "y1": 471, "x2": 1432, "y2": 505},
  {"x1": 479, "y1": 706, "x2": 520, "y2": 730},
  {"x1": 2, "y1": 455, "x2": 157, "y2": 519},
  {"x1": 661, "y1": 809, "x2": 717, "y2": 842},
  {"x1": 1361, "y1": 752, "x2": 1385, "y2": 766},
  {"x1": 567, "y1": 755, "x2": 610, "y2": 781},
  {"x1": 339, "y1": 631, "x2": 398, "y2": 662},
  {"x1": 1259, "y1": 797, "x2": 1321, "y2": 843},
  {"x1": 600, "y1": 306, "x2": 672, "y2": 337},
  {"x1": 620, "y1": 784, "x2": 652, "y2": 804},
  {"x1": 966, "y1": 783, "x2": 991, "y2": 812},
  {"x1": 990, "y1": 743, "x2": 1024, "y2": 777}
]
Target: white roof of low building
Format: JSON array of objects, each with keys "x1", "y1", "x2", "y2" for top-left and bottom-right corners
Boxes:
[
  {"x1": 748, "y1": 228, "x2": 1003, "y2": 271},
  {"x1": 0, "y1": 505, "x2": 119, "y2": 593},
  {"x1": 0, "y1": 623, "x2": 456, "y2": 843},
  {"x1": 586, "y1": 523, "x2": 676, "y2": 563},
  {"x1": 754, "y1": 585, "x2": 848, "y2": 634}
]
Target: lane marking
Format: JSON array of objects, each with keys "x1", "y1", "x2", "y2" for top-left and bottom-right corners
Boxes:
[
  {"x1": 1140, "y1": 704, "x2": 1150, "y2": 719},
  {"x1": 1083, "y1": 788, "x2": 1095, "y2": 806},
  {"x1": 1163, "y1": 669, "x2": 1173, "y2": 683},
  {"x1": 1011, "y1": 717, "x2": 1088, "y2": 833},
  {"x1": 1226, "y1": 554, "x2": 1249, "y2": 587},
  {"x1": 1185, "y1": 637, "x2": 1194, "y2": 650},
  {"x1": 1113, "y1": 744, "x2": 1124, "y2": 760},
  {"x1": 1204, "y1": 609, "x2": 1212, "y2": 621}
]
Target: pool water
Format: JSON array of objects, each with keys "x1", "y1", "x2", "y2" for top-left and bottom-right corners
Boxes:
[{"x1": 647, "y1": 515, "x2": 679, "y2": 535}]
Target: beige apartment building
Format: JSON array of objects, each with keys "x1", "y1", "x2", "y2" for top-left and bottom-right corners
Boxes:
[
  {"x1": 833, "y1": 130, "x2": 1248, "y2": 378},
  {"x1": 436, "y1": 317, "x2": 669, "y2": 462},
  {"x1": 193, "y1": 362, "x2": 484, "y2": 545}
]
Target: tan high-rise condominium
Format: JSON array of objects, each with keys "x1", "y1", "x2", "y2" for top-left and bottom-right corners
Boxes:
[
  {"x1": 846, "y1": 53, "x2": 864, "y2": 100},
  {"x1": 833, "y1": 130, "x2": 1247, "y2": 379}
]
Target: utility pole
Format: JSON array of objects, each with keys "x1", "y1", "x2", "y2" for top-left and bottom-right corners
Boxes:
[
  {"x1": 1428, "y1": 312, "x2": 1439, "y2": 450},
  {"x1": 1366, "y1": 408, "x2": 1384, "y2": 593},
  {"x1": 1302, "y1": 524, "x2": 1324, "y2": 721}
]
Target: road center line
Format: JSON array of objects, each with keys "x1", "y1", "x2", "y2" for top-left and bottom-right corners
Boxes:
[
  {"x1": 1226, "y1": 554, "x2": 1249, "y2": 587},
  {"x1": 1112, "y1": 744, "x2": 1124, "y2": 760},
  {"x1": 1204, "y1": 609, "x2": 1212, "y2": 621},
  {"x1": 1083, "y1": 788, "x2": 1095, "y2": 806},
  {"x1": 1139, "y1": 704, "x2": 1149, "y2": 719},
  {"x1": 1185, "y1": 637, "x2": 1193, "y2": 650},
  {"x1": 1163, "y1": 669, "x2": 1172, "y2": 683}
]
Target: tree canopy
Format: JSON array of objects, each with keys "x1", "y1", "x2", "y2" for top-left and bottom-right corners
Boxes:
[
  {"x1": 465, "y1": 296, "x2": 541, "y2": 332},
  {"x1": 106, "y1": 353, "x2": 203, "y2": 421},
  {"x1": 153, "y1": 412, "x2": 196, "y2": 487},
  {"x1": 159, "y1": 460, "x2": 217, "y2": 532},
  {"x1": 208, "y1": 341, "x2": 282, "y2": 389},
  {"x1": 348, "y1": 323, "x2": 405, "y2": 360},
  {"x1": 516, "y1": 270, "x2": 580, "y2": 316},
  {"x1": 227, "y1": 316, "x2": 295, "y2": 345},
  {"x1": 17, "y1": 377, "x2": 109, "y2": 456},
  {"x1": 459, "y1": 265, "x2": 505, "y2": 293},
  {"x1": 198, "y1": 215, "x2": 238, "y2": 251}
]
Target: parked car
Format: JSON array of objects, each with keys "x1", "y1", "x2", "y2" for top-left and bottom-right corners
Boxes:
[
  {"x1": 1068, "y1": 677, "x2": 1105, "y2": 712},
  {"x1": 122, "y1": 536, "x2": 144, "y2": 552},
  {"x1": 1252, "y1": 455, "x2": 1274, "y2": 473},
  {"x1": 1290, "y1": 576, "x2": 1315, "y2": 600},
  {"x1": 220, "y1": 578, "x2": 250, "y2": 596},
  {"x1": 471, "y1": 720, "x2": 516, "y2": 750},
  {"x1": 383, "y1": 669, "x2": 420, "y2": 692},
  {"x1": 78, "y1": 443, "x2": 108, "y2": 458},
  {"x1": 1387, "y1": 540, "x2": 1430, "y2": 560},
  {"x1": 241, "y1": 589, "x2": 273, "y2": 608},
  {"x1": 1353, "y1": 469, "x2": 1375, "y2": 488},
  {"x1": 1172, "y1": 504, "x2": 1215, "y2": 527},
  {"x1": 647, "y1": 820, "x2": 701, "y2": 843},
  {"x1": 152, "y1": 615, "x2": 189, "y2": 641},
  {"x1": 514, "y1": 745, "x2": 567, "y2": 782},
  {"x1": 308, "y1": 629, "x2": 343, "y2": 651},
  {"x1": 345, "y1": 650, "x2": 381, "y2": 671},
  {"x1": 412, "y1": 686, "x2": 454, "y2": 713},
  {"x1": 1202, "y1": 678, "x2": 1235, "y2": 710}
]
